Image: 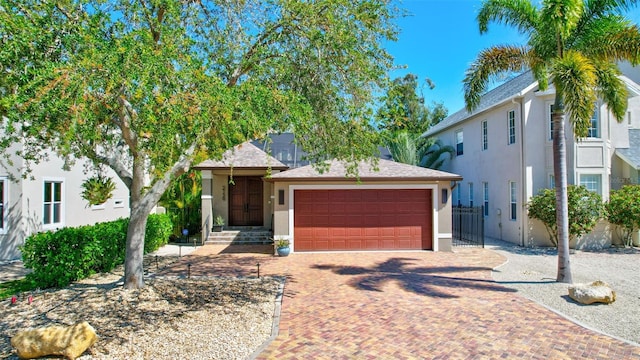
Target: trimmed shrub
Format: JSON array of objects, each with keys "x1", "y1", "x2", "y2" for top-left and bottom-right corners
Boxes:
[
  {"x1": 528, "y1": 185, "x2": 604, "y2": 247},
  {"x1": 21, "y1": 214, "x2": 172, "y2": 289},
  {"x1": 144, "y1": 214, "x2": 173, "y2": 253},
  {"x1": 606, "y1": 185, "x2": 640, "y2": 247}
]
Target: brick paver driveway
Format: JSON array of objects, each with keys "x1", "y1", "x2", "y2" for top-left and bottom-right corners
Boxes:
[{"x1": 163, "y1": 245, "x2": 640, "y2": 359}]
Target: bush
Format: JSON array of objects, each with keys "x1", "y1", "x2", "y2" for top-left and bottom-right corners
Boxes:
[
  {"x1": 528, "y1": 185, "x2": 604, "y2": 246},
  {"x1": 144, "y1": 214, "x2": 173, "y2": 253},
  {"x1": 21, "y1": 214, "x2": 172, "y2": 289},
  {"x1": 606, "y1": 185, "x2": 640, "y2": 247}
]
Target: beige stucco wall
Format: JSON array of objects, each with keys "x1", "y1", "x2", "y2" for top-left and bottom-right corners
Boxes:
[
  {"x1": 200, "y1": 169, "x2": 280, "y2": 243},
  {"x1": 271, "y1": 180, "x2": 455, "y2": 252}
]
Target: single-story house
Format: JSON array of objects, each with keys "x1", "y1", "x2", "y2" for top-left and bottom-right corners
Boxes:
[{"x1": 194, "y1": 140, "x2": 462, "y2": 253}]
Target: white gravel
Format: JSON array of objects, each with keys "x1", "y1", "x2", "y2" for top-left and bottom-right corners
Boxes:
[{"x1": 488, "y1": 238, "x2": 640, "y2": 346}]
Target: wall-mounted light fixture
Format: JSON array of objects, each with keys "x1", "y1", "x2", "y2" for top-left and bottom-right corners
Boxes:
[{"x1": 222, "y1": 186, "x2": 225, "y2": 201}]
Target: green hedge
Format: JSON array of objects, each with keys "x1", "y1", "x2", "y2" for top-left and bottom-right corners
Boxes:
[{"x1": 21, "y1": 214, "x2": 172, "y2": 289}]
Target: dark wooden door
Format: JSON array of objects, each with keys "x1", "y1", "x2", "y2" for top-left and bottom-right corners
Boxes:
[{"x1": 229, "y1": 177, "x2": 263, "y2": 226}]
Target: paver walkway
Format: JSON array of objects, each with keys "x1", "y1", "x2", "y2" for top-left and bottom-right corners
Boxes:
[{"x1": 160, "y1": 245, "x2": 640, "y2": 359}]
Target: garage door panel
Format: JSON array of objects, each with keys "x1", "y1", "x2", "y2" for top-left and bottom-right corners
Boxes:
[
  {"x1": 346, "y1": 239, "x2": 363, "y2": 249},
  {"x1": 314, "y1": 228, "x2": 329, "y2": 238},
  {"x1": 365, "y1": 239, "x2": 379, "y2": 249},
  {"x1": 294, "y1": 189, "x2": 432, "y2": 251},
  {"x1": 364, "y1": 227, "x2": 380, "y2": 237}
]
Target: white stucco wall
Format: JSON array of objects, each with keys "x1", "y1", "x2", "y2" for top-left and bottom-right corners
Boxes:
[
  {"x1": 432, "y1": 75, "x2": 640, "y2": 248},
  {"x1": 0, "y1": 151, "x2": 130, "y2": 260}
]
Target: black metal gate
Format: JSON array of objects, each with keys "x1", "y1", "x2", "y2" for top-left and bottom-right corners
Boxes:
[{"x1": 452, "y1": 206, "x2": 484, "y2": 247}]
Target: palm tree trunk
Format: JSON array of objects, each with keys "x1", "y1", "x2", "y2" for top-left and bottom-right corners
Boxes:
[{"x1": 552, "y1": 102, "x2": 573, "y2": 284}]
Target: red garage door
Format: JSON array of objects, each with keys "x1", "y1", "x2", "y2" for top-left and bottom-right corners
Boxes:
[{"x1": 294, "y1": 189, "x2": 433, "y2": 251}]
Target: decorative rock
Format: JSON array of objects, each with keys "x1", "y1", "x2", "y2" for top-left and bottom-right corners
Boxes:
[
  {"x1": 568, "y1": 280, "x2": 616, "y2": 305},
  {"x1": 11, "y1": 321, "x2": 98, "y2": 360}
]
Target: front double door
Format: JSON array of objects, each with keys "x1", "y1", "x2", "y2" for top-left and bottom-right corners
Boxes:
[{"x1": 229, "y1": 176, "x2": 263, "y2": 226}]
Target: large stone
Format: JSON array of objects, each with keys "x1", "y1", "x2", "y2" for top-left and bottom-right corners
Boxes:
[
  {"x1": 11, "y1": 321, "x2": 98, "y2": 360},
  {"x1": 568, "y1": 280, "x2": 616, "y2": 305}
]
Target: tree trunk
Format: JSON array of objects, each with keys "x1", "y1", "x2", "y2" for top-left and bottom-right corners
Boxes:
[
  {"x1": 552, "y1": 102, "x2": 573, "y2": 284},
  {"x1": 123, "y1": 206, "x2": 149, "y2": 289}
]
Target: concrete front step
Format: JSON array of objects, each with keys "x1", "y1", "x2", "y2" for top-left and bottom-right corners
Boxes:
[{"x1": 207, "y1": 229, "x2": 273, "y2": 245}]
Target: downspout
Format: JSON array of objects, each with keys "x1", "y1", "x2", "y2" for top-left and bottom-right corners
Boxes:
[{"x1": 512, "y1": 97, "x2": 526, "y2": 247}]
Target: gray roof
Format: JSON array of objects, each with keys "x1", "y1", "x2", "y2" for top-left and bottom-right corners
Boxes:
[
  {"x1": 266, "y1": 158, "x2": 462, "y2": 181},
  {"x1": 616, "y1": 129, "x2": 640, "y2": 170},
  {"x1": 424, "y1": 71, "x2": 537, "y2": 137},
  {"x1": 193, "y1": 142, "x2": 288, "y2": 170}
]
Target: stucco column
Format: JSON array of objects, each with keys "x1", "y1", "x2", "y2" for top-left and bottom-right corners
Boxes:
[{"x1": 201, "y1": 170, "x2": 213, "y2": 244}]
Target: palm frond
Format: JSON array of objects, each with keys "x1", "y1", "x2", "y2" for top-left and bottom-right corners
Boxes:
[
  {"x1": 594, "y1": 60, "x2": 628, "y2": 120},
  {"x1": 585, "y1": 0, "x2": 640, "y2": 15},
  {"x1": 464, "y1": 45, "x2": 531, "y2": 111},
  {"x1": 478, "y1": 0, "x2": 539, "y2": 34},
  {"x1": 420, "y1": 139, "x2": 455, "y2": 170},
  {"x1": 551, "y1": 51, "x2": 598, "y2": 138},
  {"x1": 572, "y1": 13, "x2": 639, "y2": 60},
  {"x1": 586, "y1": 23, "x2": 640, "y2": 63},
  {"x1": 539, "y1": 0, "x2": 584, "y2": 41},
  {"x1": 386, "y1": 131, "x2": 418, "y2": 165}
]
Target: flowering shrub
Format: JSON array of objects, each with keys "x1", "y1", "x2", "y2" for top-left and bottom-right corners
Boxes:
[
  {"x1": 527, "y1": 185, "x2": 604, "y2": 247},
  {"x1": 606, "y1": 185, "x2": 640, "y2": 247}
]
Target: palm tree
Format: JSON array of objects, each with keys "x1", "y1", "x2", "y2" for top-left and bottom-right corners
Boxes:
[
  {"x1": 386, "y1": 130, "x2": 454, "y2": 170},
  {"x1": 464, "y1": 0, "x2": 640, "y2": 283}
]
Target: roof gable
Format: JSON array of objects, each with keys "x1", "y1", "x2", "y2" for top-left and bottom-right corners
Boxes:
[
  {"x1": 193, "y1": 142, "x2": 288, "y2": 170},
  {"x1": 616, "y1": 129, "x2": 640, "y2": 170}
]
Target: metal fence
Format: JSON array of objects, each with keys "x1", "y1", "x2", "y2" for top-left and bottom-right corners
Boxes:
[{"x1": 452, "y1": 206, "x2": 484, "y2": 248}]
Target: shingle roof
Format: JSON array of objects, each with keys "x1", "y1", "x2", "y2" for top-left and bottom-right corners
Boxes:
[
  {"x1": 266, "y1": 158, "x2": 462, "y2": 181},
  {"x1": 193, "y1": 142, "x2": 288, "y2": 170},
  {"x1": 424, "y1": 71, "x2": 537, "y2": 137},
  {"x1": 616, "y1": 129, "x2": 640, "y2": 170}
]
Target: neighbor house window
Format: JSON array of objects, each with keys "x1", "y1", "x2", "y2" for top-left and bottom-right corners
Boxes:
[
  {"x1": 481, "y1": 121, "x2": 488, "y2": 150},
  {"x1": 508, "y1": 110, "x2": 516, "y2": 144},
  {"x1": 468, "y1": 183, "x2": 474, "y2": 207},
  {"x1": 549, "y1": 174, "x2": 555, "y2": 189},
  {"x1": 483, "y1": 182, "x2": 489, "y2": 217},
  {"x1": 588, "y1": 104, "x2": 600, "y2": 138},
  {"x1": 43, "y1": 180, "x2": 63, "y2": 226},
  {"x1": 278, "y1": 149, "x2": 291, "y2": 162},
  {"x1": 455, "y1": 130, "x2": 464, "y2": 156},
  {"x1": 509, "y1": 181, "x2": 517, "y2": 221},
  {"x1": 580, "y1": 174, "x2": 602, "y2": 195},
  {"x1": 454, "y1": 183, "x2": 461, "y2": 206},
  {"x1": 0, "y1": 177, "x2": 6, "y2": 232},
  {"x1": 548, "y1": 103, "x2": 555, "y2": 140}
]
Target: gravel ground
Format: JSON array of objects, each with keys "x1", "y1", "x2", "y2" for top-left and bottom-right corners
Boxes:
[
  {"x1": 0, "y1": 253, "x2": 282, "y2": 360},
  {"x1": 488, "y1": 238, "x2": 640, "y2": 346}
]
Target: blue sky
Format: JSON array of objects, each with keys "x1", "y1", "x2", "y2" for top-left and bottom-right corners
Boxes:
[{"x1": 385, "y1": 0, "x2": 640, "y2": 114}]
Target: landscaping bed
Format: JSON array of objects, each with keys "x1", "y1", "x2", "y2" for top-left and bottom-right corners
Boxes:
[{"x1": 0, "y1": 256, "x2": 281, "y2": 359}]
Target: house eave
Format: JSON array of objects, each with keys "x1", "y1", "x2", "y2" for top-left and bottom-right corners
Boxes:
[
  {"x1": 264, "y1": 176, "x2": 463, "y2": 183},
  {"x1": 425, "y1": 94, "x2": 527, "y2": 137},
  {"x1": 615, "y1": 150, "x2": 640, "y2": 170},
  {"x1": 193, "y1": 166, "x2": 289, "y2": 171}
]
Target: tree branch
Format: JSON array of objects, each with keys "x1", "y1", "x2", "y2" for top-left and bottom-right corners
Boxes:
[
  {"x1": 138, "y1": 142, "x2": 197, "y2": 211},
  {"x1": 117, "y1": 95, "x2": 139, "y2": 158},
  {"x1": 228, "y1": 22, "x2": 284, "y2": 86}
]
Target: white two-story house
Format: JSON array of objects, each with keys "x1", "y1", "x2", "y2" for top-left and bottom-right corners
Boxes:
[
  {"x1": 0, "y1": 141, "x2": 131, "y2": 260},
  {"x1": 425, "y1": 67, "x2": 640, "y2": 249}
]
